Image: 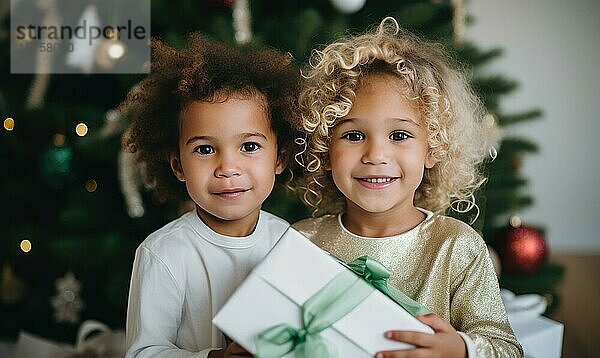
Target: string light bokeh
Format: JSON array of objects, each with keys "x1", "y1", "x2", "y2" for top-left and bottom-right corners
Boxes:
[{"x1": 3, "y1": 117, "x2": 14, "y2": 131}]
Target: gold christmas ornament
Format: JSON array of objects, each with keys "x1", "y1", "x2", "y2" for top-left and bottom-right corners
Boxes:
[
  {"x1": 85, "y1": 179, "x2": 98, "y2": 193},
  {"x1": 53, "y1": 133, "x2": 66, "y2": 146}
]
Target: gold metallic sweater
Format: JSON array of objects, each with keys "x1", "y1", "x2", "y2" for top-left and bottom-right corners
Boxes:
[{"x1": 293, "y1": 211, "x2": 523, "y2": 357}]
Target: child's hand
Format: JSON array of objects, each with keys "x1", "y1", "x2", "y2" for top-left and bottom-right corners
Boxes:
[
  {"x1": 375, "y1": 314, "x2": 466, "y2": 358},
  {"x1": 209, "y1": 342, "x2": 252, "y2": 358}
]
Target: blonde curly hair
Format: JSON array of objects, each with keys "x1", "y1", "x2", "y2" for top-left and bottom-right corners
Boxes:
[{"x1": 296, "y1": 17, "x2": 496, "y2": 216}]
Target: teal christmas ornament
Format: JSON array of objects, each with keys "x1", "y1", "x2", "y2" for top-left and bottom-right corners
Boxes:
[{"x1": 40, "y1": 134, "x2": 75, "y2": 189}]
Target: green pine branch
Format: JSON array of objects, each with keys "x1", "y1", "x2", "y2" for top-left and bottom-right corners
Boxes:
[
  {"x1": 497, "y1": 110, "x2": 543, "y2": 126},
  {"x1": 459, "y1": 44, "x2": 504, "y2": 67},
  {"x1": 497, "y1": 137, "x2": 539, "y2": 155},
  {"x1": 473, "y1": 75, "x2": 519, "y2": 108}
]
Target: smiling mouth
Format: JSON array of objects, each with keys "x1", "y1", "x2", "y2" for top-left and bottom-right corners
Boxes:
[
  {"x1": 214, "y1": 188, "x2": 250, "y2": 198},
  {"x1": 358, "y1": 177, "x2": 396, "y2": 183},
  {"x1": 355, "y1": 177, "x2": 398, "y2": 188}
]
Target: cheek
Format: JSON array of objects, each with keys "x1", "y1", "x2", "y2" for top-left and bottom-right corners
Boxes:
[
  {"x1": 406, "y1": 152, "x2": 425, "y2": 166},
  {"x1": 182, "y1": 161, "x2": 210, "y2": 181},
  {"x1": 329, "y1": 157, "x2": 354, "y2": 185},
  {"x1": 404, "y1": 144, "x2": 429, "y2": 164},
  {"x1": 402, "y1": 153, "x2": 428, "y2": 180},
  {"x1": 327, "y1": 142, "x2": 347, "y2": 171},
  {"x1": 250, "y1": 157, "x2": 279, "y2": 181}
]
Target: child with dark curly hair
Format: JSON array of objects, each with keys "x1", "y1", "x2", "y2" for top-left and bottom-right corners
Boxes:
[{"x1": 123, "y1": 34, "x2": 299, "y2": 358}]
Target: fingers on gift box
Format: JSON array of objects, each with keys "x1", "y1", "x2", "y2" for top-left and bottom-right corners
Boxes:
[{"x1": 213, "y1": 228, "x2": 433, "y2": 357}]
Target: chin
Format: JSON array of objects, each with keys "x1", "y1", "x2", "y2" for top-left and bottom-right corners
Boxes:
[
  {"x1": 355, "y1": 202, "x2": 395, "y2": 214},
  {"x1": 213, "y1": 210, "x2": 254, "y2": 222}
]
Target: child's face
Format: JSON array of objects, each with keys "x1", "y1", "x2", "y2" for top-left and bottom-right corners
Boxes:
[
  {"x1": 327, "y1": 73, "x2": 435, "y2": 216},
  {"x1": 171, "y1": 96, "x2": 284, "y2": 233}
]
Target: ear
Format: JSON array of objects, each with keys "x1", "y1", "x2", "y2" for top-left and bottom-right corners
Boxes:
[
  {"x1": 425, "y1": 150, "x2": 437, "y2": 169},
  {"x1": 169, "y1": 153, "x2": 186, "y2": 182},
  {"x1": 275, "y1": 149, "x2": 287, "y2": 175}
]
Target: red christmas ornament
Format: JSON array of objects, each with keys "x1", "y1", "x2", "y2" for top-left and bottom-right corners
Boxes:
[{"x1": 500, "y1": 225, "x2": 548, "y2": 274}]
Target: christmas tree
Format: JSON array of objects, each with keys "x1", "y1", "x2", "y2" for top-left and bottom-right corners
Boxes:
[{"x1": 0, "y1": 0, "x2": 562, "y2": 343}]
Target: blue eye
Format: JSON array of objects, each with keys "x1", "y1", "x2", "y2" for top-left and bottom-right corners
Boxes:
[
  {"x1": 241, "y1": 142, "x2": 260, "y2": 152},
  {"x1": 390, "y1": 131, "x2": 411, "y2": 141},
  {"x1": 342, "y1": 131, "x2": 364, "y2": 141},
  {"x1": 194, "y1": 145, "x2": 215, "y2": 155}
]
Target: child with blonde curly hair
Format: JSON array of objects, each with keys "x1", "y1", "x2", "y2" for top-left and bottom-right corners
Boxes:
[
  {"x1": 293, "y1": 18, "x2": 522, "y2": 357},
  {"x1": 123, "y1": 34, "x2": 299, "y2": 357}
]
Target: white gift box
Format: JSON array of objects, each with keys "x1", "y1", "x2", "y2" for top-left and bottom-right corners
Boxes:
[
  {"x1": 213, "y1": 228, "x2": 433, "y2": 357},
  {"x1": 509, "y1": 315, "x2": 564, "y2": 358},
  {"x1": 13, "y1": 320, "x2": 126, "y2": 358}
]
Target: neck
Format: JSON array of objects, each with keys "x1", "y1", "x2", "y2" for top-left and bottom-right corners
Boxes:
[
  {"x1": 195, "y1": 206, "x2": 259, "y2": 237},
  {"x1": 342, "y1": 201, "x2": 426, "y2": 238}
]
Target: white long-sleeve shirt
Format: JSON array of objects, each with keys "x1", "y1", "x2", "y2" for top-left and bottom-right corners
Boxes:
[{"x1": 126, "y1": 210, "x2": 289, "y2": 358}]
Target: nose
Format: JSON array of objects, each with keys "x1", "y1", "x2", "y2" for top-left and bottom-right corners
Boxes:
[
  {"x1": 214, "y1": 152, "x2": 242, "y2": 178},
  {"x1": 361, "y1": 139, "x2": 390, "y2": 165}
]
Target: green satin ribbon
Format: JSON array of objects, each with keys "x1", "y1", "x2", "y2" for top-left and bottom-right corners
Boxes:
[
  {"x1": 254, "y1": 255, "x2": 429, "y2": 358},
  {"x1": 255, "y1": 270, "x2": 373, "y2": 358},
  {"x1": 343, "y1": 256, "x2": 430, "y2": 317}
]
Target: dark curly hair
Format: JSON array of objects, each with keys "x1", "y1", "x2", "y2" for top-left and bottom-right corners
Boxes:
[{"x1": 122, "y1": 33, "x2": 301, "y2": 203}]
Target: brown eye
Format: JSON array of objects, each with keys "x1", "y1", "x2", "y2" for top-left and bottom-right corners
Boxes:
[
  {"x1": 390, "y1": 131, "x2": 411, "y2": 141},
  {"x1": 342, "y1": 131, "x2": 364, "y2": 141},
  {"x1": 241, "y1": 142, "x2": 260, "y2": 152},
  {"x1": 194, "y1": 145, "x2": 215, "y2": 155}
]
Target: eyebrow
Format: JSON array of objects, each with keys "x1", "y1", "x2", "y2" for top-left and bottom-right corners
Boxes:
[
  {"x1": 337, "y1": 117, "x2": 421, "y2": 127},
  {"x1": 185, "y1": 131, "x2": 268, "y2": 145}
]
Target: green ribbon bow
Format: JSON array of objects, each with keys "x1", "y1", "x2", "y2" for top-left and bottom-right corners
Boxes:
[
  {"x1": 254, "y1": 255, "x2": 429, "y2": 358},
  {"x1": 344, "y1": 256, "x2": 430, "y2": 317},
  {"x1": 255, "y1": 269, "x2": 372, "y2": 358}
]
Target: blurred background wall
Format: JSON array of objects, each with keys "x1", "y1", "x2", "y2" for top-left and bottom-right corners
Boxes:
[{"x1": 468, "y1": 0, "x2": 600, "y2": 253}]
